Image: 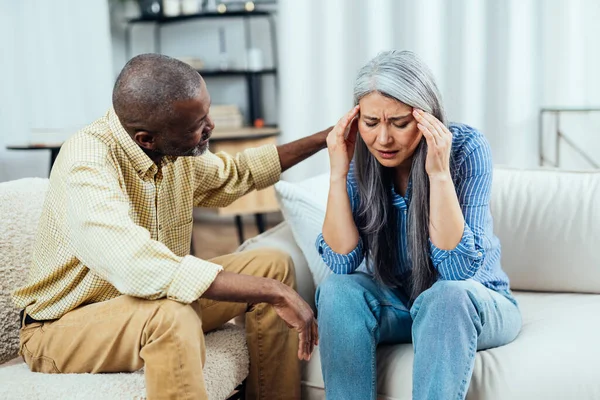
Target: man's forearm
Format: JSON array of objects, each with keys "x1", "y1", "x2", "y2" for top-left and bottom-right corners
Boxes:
[
  {"x1": 276, "y1": 127, "x2": 332, "y2": 172},
  {"x1": 202, "y1": 271, "x2": 286, "y2": 304}
]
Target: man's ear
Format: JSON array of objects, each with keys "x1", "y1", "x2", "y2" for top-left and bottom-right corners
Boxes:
[{"x1": 133, "y1": 131, "x2": 158, "y2": 152}]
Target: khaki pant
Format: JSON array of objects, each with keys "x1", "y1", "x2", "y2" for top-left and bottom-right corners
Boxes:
[{"x1": 19, "y1": 249, "x2": 300, "y2": 400}]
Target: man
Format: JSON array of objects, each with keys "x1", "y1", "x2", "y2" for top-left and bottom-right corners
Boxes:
[{"x1": 12, "y1": 54, "x2": 328, "y2": 399}]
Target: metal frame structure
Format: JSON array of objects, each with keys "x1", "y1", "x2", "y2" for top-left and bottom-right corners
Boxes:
[{"x1": 538, "y1": 108, "x2": 600, "y2": 168}]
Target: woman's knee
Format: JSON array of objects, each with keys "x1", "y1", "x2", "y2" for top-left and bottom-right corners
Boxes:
[
  {"x1": 316, "y1": 273, "x2": 376, "y2": 325},
  {"x1": 410, "y1": 280, "x2": 478, "y2": 321}
]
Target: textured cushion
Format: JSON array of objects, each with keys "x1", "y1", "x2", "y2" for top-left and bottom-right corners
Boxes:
[
  {"x1": 274, "y1": 175, "x2": 332, "y2": 288},
  {"x1": 490, "y1": 168, "x2": 600, "y2": 293},
  {"x1": 0, "y1": 178, "x2": 49, "y2": 364},
  {"x1": 300, "y1": 291, "x2": 600, "y2": 400},
  {"x1": 0, "y1": 324, "x2": 249, "y2": 400},
  {"x1": 0, "y1": 178, "x2": 249, "y2": 398}
]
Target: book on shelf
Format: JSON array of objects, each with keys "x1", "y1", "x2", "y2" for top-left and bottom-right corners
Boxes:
[{"x1": 210, "y1": 105, "x2": 243, "y2": 129}]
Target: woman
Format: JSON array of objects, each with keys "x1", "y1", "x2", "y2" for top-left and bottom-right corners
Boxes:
[{"x1": 316, "y1": 50, "x2": 521, "y2": 400}]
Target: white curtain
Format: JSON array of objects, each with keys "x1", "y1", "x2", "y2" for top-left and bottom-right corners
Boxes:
[
  {"x1": 0, "y1": 0, "x2": 113, "y2": 182},
  {"x1": 278, "y1": 0, "x2": 600, "y2": 181}
]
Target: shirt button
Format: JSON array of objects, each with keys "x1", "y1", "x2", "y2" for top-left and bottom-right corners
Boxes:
[{"x1": 477, "y1": 251, "x2": 483, "y2": 257}]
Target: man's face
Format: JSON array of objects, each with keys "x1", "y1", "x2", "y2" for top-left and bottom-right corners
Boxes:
[{"x1": 158, "y1": 80, "x2": 214, "y2": 157}]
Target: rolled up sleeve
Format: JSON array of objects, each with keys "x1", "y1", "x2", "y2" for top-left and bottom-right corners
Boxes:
[
  {"x1": 193, "y1": 144, "x2": 281, "y2": 207},
  {"x1": 316, "y1": 233, "x2": 364, "y2": 274},
  {"x1": 429, "y1": 222, "x2": 485, "y2": 280}
]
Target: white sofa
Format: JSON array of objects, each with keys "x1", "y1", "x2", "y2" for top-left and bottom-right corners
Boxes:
[
  {"x1": 1, "y1": 167, "x2": 599, "y2": 399},
  {"x1": 238, "y1": 167, "x2": 600, "y2": 400},
  {"x1": 0, "y1": 178, "x2": 249, "y2": 400}
]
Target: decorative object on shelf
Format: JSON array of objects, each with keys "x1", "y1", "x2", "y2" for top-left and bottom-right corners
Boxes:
[
  {"x1": 218, "y1": 0, "x2": 258, "y2": 12},
  {"x1": 138, "y1": 0, "x2": 162, "y2": 18},
  {"x1": 218, "y1": 27, "x2": 229, "y2": 70},
  {"x1": 181, "y1": 0, "x2": 201, "y2": 15},
  {"x1": 162, "y1": 0, "x2": 181, "y2": 17}
]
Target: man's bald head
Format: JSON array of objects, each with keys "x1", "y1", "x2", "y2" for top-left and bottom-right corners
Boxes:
[
  {"x1": 112, "y1": 53, "x2": 203, "y2": 128},
  {"x1": 112, "y1": 54, "x2": 214, "y2": 162}
]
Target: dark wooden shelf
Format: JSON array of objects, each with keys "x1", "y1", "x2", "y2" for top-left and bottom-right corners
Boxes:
[{"x1": 128, "y1": 10, "x2": 271, "y2": 25}]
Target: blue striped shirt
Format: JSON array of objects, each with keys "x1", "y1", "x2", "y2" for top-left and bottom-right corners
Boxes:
[{"x1": 316, "y1": 123, "x2": 510, "y2": 293}]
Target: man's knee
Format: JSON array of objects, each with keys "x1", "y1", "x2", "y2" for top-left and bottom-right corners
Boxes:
[
  {"x1": 245, "y1": 248, "x2": 296, "y2": 288},
  {"x1": 150, "y1": 298, "x2": 203, "y2": 338}
]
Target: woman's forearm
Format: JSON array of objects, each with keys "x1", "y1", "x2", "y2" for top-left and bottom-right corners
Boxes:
[
  {"x1": 428, "y1": 173, "x2": 464, "y2": 250},
  {"x1": 322, "y1": 177, "x2": 360, "y2": 254}
]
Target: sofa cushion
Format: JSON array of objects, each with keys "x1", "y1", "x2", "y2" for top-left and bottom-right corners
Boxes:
[
  {"x1": 0, "y1": 178, "x2": 49, "y2": 364},
  {"x1": 300, "y1": 291, "x2": 600, "y2": 400},
  {"x1": 490, "y1": 168, "x2": 600, "y2": 293},
  {"x1": 274, "y1": 174, "x2": 338, "y2": 288},
  {"x1": 0, "y1": 324, "x2": 249, "y2": 400}
]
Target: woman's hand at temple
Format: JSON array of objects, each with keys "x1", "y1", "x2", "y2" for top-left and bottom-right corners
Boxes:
[
  {"x1": 413, "y1": 108, "x2": 452, "y2": 180},
  {"x1": 326, "y1": 105, "x2": 360, "y2": 181}
]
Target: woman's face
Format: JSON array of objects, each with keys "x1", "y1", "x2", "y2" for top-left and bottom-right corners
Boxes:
[{"x1": 358, "y1": 92, "x2": 423, "y2": 169}]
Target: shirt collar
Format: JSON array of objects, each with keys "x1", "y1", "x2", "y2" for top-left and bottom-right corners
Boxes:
[
  {"x1": 108, "y1": 108, "x2": 177, "y2": 178},
  {"x1": 390, "y1": 177, "x2": 412, "y2": 209}
]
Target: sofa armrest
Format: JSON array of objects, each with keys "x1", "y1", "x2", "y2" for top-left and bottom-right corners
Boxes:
[{"x1": 237, "y1": 222, "x2": 316, "y2": 312}]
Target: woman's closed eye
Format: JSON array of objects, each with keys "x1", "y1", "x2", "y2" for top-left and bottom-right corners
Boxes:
[{"x1": 364, "y1": 120, "x2": 410, "y2": 129}]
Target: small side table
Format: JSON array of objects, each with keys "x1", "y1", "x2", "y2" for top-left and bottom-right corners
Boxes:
[{"x1": 6, "y1": 144, "x2": 62, "y2": 177}]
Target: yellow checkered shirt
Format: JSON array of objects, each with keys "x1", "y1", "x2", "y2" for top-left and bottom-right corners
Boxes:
[{"x1": 12, "y1": 108, "x2": 281, "y2": 320}]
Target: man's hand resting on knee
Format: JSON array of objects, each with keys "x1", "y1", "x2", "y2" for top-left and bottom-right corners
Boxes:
[{"x1": 203, "y1": 271, "x2": 318, "y2": 361}]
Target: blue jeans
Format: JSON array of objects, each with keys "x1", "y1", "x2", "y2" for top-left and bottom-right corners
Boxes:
[{"x1": 315, "y1": 273, "x2": 522, "y2": 400}]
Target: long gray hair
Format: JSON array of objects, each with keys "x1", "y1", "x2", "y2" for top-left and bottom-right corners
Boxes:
[{"x1": 353, "y1": 50, "x2": 447, "y2": 301}]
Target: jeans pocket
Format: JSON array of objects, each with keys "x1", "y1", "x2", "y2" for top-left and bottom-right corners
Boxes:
[{"x1": 21, "y1": 343, "x2": 61, "y2": 373}]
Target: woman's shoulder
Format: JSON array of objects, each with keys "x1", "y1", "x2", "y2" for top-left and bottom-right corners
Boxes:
[
  {"x1": 448, "y1": 123, "x2": 493, "y2": 173},
  {"x1": 449, "y1": 123, "x2": 491, "y2": 154}
]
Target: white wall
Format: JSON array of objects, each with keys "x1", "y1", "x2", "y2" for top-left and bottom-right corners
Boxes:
[
  {"x1": 278, "y1": 0, "x2": 600, "y2": 181},
  {"x1": 2, "y1": 1, "x2": 598, "y2": 183},
  {"x1": 0, "y1": 0, "x2": 114, "y2": 182}
]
